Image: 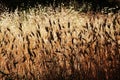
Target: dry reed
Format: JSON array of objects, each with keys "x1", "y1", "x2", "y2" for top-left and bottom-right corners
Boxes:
[{"x1": 0, "y1": 7, "x2": 120, "y2": 80}]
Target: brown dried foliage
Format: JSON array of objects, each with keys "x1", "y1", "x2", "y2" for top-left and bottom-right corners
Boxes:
[{"x1": 0, "y1": 8, "x2": 120, "y2": 80}]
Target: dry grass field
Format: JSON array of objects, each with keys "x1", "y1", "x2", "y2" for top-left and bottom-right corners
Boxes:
[{"x1": 0, "y1": 7, "x2": 120, "y2": 80}]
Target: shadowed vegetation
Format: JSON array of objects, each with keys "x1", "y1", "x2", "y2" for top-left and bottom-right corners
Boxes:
[{"x1": 0, "y1": 0, "x2": 120, "y2": 12}]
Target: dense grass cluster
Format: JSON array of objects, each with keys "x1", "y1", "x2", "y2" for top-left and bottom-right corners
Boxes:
[{"x1": 0, "y1": 7, "x2": 120, "y2": 80}]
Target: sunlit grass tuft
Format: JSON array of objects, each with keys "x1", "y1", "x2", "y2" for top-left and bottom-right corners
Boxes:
[{"x1": 0, "y1": 7, "x2": 120, "y2": 80}]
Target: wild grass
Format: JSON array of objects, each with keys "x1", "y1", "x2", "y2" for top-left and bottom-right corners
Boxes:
[{"x1": 0, "y1": 7, "x2": 120, "y2": 80}]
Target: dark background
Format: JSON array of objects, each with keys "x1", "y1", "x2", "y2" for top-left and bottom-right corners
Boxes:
[{"x1": 0, "y1": 0, "x2": 120, "y2": 12}]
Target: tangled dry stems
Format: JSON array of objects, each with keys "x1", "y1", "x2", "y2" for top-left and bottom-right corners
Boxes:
[{"x1": 0, "y1": 8, "x2": 120, "y2": 80}]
